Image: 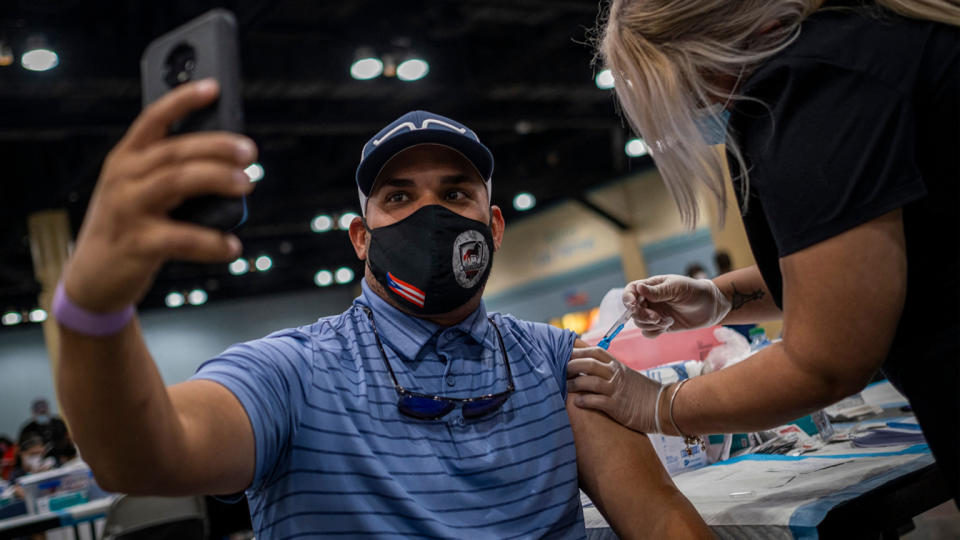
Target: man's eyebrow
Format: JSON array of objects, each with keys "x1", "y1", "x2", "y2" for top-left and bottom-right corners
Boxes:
[
  {"x1": 441, "y1": 174, "x2": 482, "y2": 186},
  {"x1": 375, "y1": 178, "x2": 416, "y2": 189}
]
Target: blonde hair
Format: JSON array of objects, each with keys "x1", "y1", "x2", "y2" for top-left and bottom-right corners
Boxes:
[{"x1": 598, "y1": 0, "x2": 960, "y2": 228}]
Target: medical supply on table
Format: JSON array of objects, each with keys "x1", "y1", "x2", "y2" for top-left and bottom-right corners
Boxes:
[
  {"x1": 849, "y1": 418, "x2": 926, "y2": 448},
  {"x1": 15, "y1": 462, "x2": 101, "y2": 514},
  {"x1": 748, "y1": 327, "x2": 772, "y2": 352},
  {"x1": 598, "y1": 308, "x2": 633, "y2": 350}
]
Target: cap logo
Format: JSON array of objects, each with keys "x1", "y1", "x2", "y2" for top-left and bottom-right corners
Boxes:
[
  {"x1": 372, "y1": 118, "x2": 474, "y2": 147},
  {"x1": 452, "y1": 230, "x2": 490, "y2": 288}
]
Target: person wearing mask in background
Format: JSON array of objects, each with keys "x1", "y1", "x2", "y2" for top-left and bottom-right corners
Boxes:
[
  {"x1": 53, "y1": 81, "x2": 711, "y2": 539},
  {"x1": 17, "y1": 398, "x2": 68, "y2": 463},
  {"x1": 8, "y1": 436, "x2": 56, "y2": 492},
  {"x1": 569, "y1": 0, "x2": 959, "y2": 503}
]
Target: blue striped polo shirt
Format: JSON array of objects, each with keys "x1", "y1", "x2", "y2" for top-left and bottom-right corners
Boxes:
[{"x1": 191, "y1": 279, "x2": 584, "y2": 539}]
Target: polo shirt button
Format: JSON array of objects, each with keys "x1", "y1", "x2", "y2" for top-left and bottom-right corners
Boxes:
[
  {"x1": 456, "y1": 416, "x2": 465, "y2": 426},
  {"x1": 446, "y1": 375, "x2": 455, "y2": 387}
]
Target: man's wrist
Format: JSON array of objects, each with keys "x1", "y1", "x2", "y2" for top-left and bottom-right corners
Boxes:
[{"x1": 53, "y1": 280, "x2": 135, "y2": 337}]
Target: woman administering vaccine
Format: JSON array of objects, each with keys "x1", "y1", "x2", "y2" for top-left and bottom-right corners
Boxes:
[{"x1": 568, "y1": 0, "x2": 959, "y2": 500}]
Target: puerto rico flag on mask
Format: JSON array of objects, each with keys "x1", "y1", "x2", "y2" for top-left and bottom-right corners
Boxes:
[{"x1": 387, "y1": 272, "x2": 426, "y2": 308}]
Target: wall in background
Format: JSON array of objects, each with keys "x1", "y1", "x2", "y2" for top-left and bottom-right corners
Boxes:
[
  {"x1": 486, "y1": 200, "x2": 623, "y2": 296},
  {"x1": 0, "y1": 287, "x2": 354, "y2": 438},
  {"x1": 485, "y1": 256, "x2": 625, "y2": 323},
  {"x1": 642, "y1": 228, "x2": 717, "y2": 278}
]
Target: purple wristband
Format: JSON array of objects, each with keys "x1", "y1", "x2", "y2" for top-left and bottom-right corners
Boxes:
[{"x1": 53, "y1": 281, "x2": 135, "y2": 337}]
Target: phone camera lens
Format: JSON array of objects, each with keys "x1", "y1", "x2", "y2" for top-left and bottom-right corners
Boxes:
[{"x1": 163, "y1": 44, "x2": 197, "y2": 88}]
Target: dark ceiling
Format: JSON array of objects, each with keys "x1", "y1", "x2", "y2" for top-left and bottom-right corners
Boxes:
[{"x1": 0, "y1": 0, "x2": 653, "y2": 324}]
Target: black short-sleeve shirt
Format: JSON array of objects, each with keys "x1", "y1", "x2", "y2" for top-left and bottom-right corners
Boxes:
[{"x1": 728, "y1": 3, "x2": 959, "y2": 494}]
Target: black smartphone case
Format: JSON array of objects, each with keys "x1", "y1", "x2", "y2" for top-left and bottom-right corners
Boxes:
[{"x1": 140, "y1": 9, "x2": 247, "y2": 231}]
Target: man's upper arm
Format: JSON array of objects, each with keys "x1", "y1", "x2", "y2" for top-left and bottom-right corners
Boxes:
[
  {"x1": 565, "y1": 392, "x2": 712, "y2": 538},
  {"x1": 566, "y1": 338, "x2": 709, "y2": 537}
]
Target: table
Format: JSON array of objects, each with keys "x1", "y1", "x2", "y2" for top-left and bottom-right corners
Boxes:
[
  {"x1": 0, "y1": 496, "x2": 114, "y2": 540},
  {"x1": 583, "y1": 381, "x2": 951, "y2": 539},
  {"x1": 583, "y1": 445, "x2": 946, "y2": 539}
]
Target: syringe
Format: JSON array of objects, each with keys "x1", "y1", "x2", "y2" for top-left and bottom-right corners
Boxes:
[{"x1": 597, "y1": 308, "x2": 633, "y2": 350}]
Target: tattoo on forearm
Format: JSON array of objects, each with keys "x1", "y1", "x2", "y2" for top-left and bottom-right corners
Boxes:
[{"x1": 730, "y1": 284, "x2": 765, "y2": 310}]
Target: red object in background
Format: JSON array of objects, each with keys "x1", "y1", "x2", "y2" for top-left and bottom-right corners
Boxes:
[
  {"x1": 1, "y1": 445, "x2": 16, "y2": 480},
  {"x1": 584, "y1": 326, "x2": 722, "y2": 371},
  {"x1": 565, "y1": 290, "x2": 590, "y2": 307}
]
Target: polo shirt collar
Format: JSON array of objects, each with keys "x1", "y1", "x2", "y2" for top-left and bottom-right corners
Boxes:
[{"x1": 355, "y1": 279, "x2": 497, "y2": 361}]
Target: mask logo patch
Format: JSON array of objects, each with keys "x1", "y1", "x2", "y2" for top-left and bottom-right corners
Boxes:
[{"x1": 453, "y1": 230, "x2": 489, "y2": 288}]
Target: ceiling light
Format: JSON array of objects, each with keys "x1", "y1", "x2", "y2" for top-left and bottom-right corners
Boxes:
[
  {"x1": 311, "y1": 214, "x2": 334, "y2": 233},
  {"x1": 187, "y1": 289, "x2": 208, "y2": 306},
  {"x1": 2, "y1": 311, "x2": 22, "y2": 326},
  {"x1": 338, "y1": 212, "x2": 360, "y2": 230},
  {"x1": 228, "y1": 258, "x2": 249, "y2": 275},
  {"x1": 397, "y1": 58, "x2": 429, "y2": 82},
  {"x1": 21, "y1": 35, "x2": 58, "y2": 72},
  {"x1": 335, "y1": 267, "x2": 355, "y2": 284},
  {"x1": 351, "y1": 57, "x2": 384, "y2": 80},
  {"x1": 255, "y1": 255, "x2": 273, "y2": 272},
  {"x1": 28, "y1": 308, "x2": 47, "y2": 323},
  {"x1": 21, "y1": 49, "x2": 58, "y2": 72},
  {"x1": 625, "y1": 138, "x2": 649, "y2": 157},
  {"x1": 595, "y1": 69, "x2": 615, "y2": 89},
  {"x1": 314, "y1": 270, "x2": 333, "y2": 287},
  {"x1": 244, "y1": 162, "x2": 264, "y2": 182},
  {"x1": 165, "y1": 292, "x2": 185, "y2": 308},
  {"x1": 513, "y1": 192, "x2": 536, "y2": 211}
]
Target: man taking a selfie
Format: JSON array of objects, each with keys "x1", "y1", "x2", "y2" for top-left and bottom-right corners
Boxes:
[{"x1": 55, "y1": 79, "x2": 710, "y2": 539}]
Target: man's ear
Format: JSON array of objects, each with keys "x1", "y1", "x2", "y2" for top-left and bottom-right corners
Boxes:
[
  {"x1": 348, "y1": 217, "x2": 369, "y2": 260},
  {"x1": 490, "y1": 205, "x2": 505, "y2": 251}
]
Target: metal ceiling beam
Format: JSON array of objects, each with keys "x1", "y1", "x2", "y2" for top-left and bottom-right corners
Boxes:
[{"x1": 573, "y1": 194, "x2": 631, "y2": 231}]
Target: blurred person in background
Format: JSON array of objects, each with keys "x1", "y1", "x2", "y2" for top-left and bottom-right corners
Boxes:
[
  {"x1": 684, "y1": 263, "x2": 708, "y2": 280},
  {"x1": 8, "y1": 436, "x2": 55, "y2": 494},
  {"x1": 570, "y1": 0, "x2": 960, "y2": 503},
  {"x1": 713, "y1": 251, "x2": 732, "y2": 275},
  {"x1": 17, "y1": 398, "x2": 68, "y2": 463},
  {"x1": 53, "y1": 82, "x2": 711, "y2": 538}
]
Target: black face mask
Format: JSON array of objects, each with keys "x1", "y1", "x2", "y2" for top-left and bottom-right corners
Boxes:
[{"x1": 366, "y1": 205, "x2": 495, "y2": 315}]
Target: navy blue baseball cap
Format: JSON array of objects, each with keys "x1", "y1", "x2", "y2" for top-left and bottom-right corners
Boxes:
[{"x1": 356, "y1": 110, "x2": 494, "y2": 214}]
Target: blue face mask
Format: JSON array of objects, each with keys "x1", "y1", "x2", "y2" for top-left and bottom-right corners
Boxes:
[
  {"x1": 34, "y1": 414, "x2": 50, "y2": 424},
  {"x1": 697, "y1": 104, "x2": 731, "y2": 146}
]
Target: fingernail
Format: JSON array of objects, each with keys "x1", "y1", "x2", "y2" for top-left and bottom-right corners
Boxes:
[
  {"x1": 235, "y1": 139, "x2": 255, "y2": 164},
  {"x1": 233, "y1": 169, "x2": 249, "y2": 185},
  {"x1": 227, "y1": 235, "x2": 242, "y2": 256},
  {"x1": 196, "y1": 78, "x2": 217, "y2": 94}
]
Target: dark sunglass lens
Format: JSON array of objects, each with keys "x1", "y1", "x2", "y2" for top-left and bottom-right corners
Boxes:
[
  {"x1": 462, "y1": 394, "x2": 511, "y2": 419},
  {"x1": 399, "y1": 396, "x2": 456, "y2": 420}
]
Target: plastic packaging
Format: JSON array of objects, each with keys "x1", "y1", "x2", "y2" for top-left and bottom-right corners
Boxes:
[
  {"x1": 748, "y1": 327, "x2": 772, "y2": 352},
  {"x1": 702, "y1": 326, "x2": 752, "y2": 373}
]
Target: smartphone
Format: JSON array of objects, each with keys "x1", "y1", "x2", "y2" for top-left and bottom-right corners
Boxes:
[{"x1": 141, "y1": 8, "x2": 248, "y2": 231}]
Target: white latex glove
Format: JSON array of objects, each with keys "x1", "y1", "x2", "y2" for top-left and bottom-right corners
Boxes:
[
  {"x1": 567, "y1": 347, "x2": 663, "y2": 434},
  {"x1": 622, "y1": 274, "x2": 731, "y2": 338}
]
